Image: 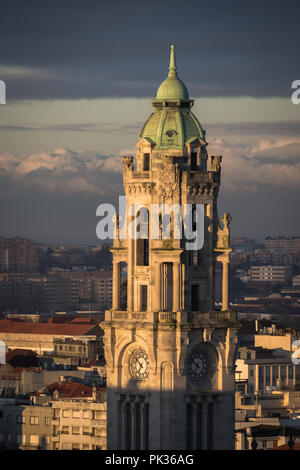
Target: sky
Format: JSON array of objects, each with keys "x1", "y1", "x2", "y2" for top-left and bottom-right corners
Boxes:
[{"x1": 0, "y1": 0, "x2": 300, "y2": 244}]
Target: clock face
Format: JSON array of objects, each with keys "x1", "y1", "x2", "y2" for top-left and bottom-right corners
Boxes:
[
  {"x1": 187, "y1": 350, "x2": 210, "y2": 381},
  {"x1": 129, "y1": 349, "x2": 149, "y2": 381}
]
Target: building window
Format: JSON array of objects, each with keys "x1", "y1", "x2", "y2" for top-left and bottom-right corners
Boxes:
[
  {"x1": 72, "y1": 443, "x2": 80, "y2": 450},
  {"x1": 143, "y1": 153, "x2": 150, "y2": 171},
  {"x1": 83, "y1": 411, "x2": 90, "y2": 419},
  {"x1": 30, "y1": 416, "x2": 39, "y2": 425},
  {"x1": 192, "y1": 204, "x2": 197, "y2": 231},
  {"x1": 29, "y1": 434, "x2": 39, "y2": 445},
  {"x1": 72, "y1": 410, "x2": 80, "y2": 419},
  {"x1": 140, "y1": 285, "x2": 148, "y2": 312},
  {"x1": 273, "y1": 367, "x2": 278, "y2": 382},
  {"x1": 93, "y1": 427, "x2": 102, "y2": 437},
  {"x1": 72, "y1": 426, "x2": 80, "y2": 435},
  {"x1": 62, "y1": 426, "x2": 69, "y2": 434},
  {"x1": 82, "y1": 444, "x2": 89, "y2": 450},
  {"x1": 136, "y1": 208, "x2": 149, "y2": 266},
  {"x1": 191, "y1": 152, "x2": 197, "y2": 170},
  {"x1": 280, "y1": 367, "x2": 286, "y2": 381},
  {"x1": 16, "y1": 415, "x2": 25, "y2": 424},
  {"x1": 186, "y1": 400, "x2": 203, "y2": 450},
  {"x1": 191, "y1": 284, "x2": 199, "y2": 311},
  {"x1": 45, "y1": 417, "x2": 50, "y2": 425},
  {"x1": 83, "y1": 427, "x2": 90, "y2": 435},
  {"x1": 119, "y1": 395, "x2": 149, "y2": 450}
]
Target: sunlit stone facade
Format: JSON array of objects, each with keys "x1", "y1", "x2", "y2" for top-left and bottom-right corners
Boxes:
[{"x1": 101, "y1": 45, "x2": 240, "y2": 450}]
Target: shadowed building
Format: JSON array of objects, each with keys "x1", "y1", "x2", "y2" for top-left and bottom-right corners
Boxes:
[{"x1": 101, "y1": 45, "x2": 240, "y2": 450}]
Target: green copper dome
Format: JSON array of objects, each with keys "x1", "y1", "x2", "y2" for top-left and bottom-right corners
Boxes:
[
  {"x1": 156, "y1": 45, "x2": 189, "y2": 100},
  {"x1": 139, "y1": 45, "x2": 205, "y2": 150}
]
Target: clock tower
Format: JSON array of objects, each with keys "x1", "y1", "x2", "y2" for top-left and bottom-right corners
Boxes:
[{"x1": 101, "y1": 45, "x2": 240, "y2": 450}]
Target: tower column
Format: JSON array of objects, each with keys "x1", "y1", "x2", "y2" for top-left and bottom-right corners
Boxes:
[
  {"x1": 155, "y1": 262, "x2": 161, "y2": 311},
  {"x1": 127, "y1": 217, "x2": 134, "y2": 311},
  {"x1": 112, "y1": 261, "x2": 120, "y2": 310},
  {"x1": 221, "y1": 258, "x2": 229, "y2": 311},
  {"x1": 173, "y1": 262, "x2": 180, "y2": 311}
]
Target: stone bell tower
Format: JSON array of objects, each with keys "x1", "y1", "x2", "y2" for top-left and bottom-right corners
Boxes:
[{"x1": 101, "y1": 45, "x2": 240, "y2": 450}]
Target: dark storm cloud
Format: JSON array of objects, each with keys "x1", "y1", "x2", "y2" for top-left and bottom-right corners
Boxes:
[
  {"x1": 2, "y1": 119, "x2": 300, "y2": 138},
  {"x1": 1, "y1": 0, "x2": 299, "y2": 100},
  {"x1": 0, "y1": 122, "x2": 140, "y2": 133},
  {"x1": 203, "y1": 121, "x2": 300, "y2": 137}
]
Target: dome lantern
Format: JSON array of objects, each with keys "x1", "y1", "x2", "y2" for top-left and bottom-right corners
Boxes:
[
  {"x1": 139, "y1": 45, "x2": 206, "y2": 150},
  {"x1": 155, "y1": 44, "x2": 189, "y2": 101}
]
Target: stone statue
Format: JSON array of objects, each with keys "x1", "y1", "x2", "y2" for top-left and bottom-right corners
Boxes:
[
  {"x1": 217, "y1": 212, "x2": 232, "y2": 249},
  {"x1": 123, "y1": 155, "x2": 134, "y2": 169},
  {"x1": 211, "y1": 155, "x2": 222, "y2": 173}
]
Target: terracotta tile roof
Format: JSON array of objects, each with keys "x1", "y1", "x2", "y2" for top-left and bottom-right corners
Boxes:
[
  {"x1": 273, "y1": 442, "x2": 300, "y2": 450},
  {"x1": 0, "y1": 318, "x2": 102, "y2": 336},
  {"x1": 45, "y1": 380, "x2": 105, "y2": 398},
  {"x1": 47, "y1": 380, "x2": 92, "y2": 398}
]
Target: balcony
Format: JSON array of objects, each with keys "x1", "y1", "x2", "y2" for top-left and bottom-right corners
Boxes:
[
  {"x1": 132, "y1": 171, "x2": 150, "y2": 179},
  {"x1": 188, "y1": 309, "x2": 238, "y2": 327}
]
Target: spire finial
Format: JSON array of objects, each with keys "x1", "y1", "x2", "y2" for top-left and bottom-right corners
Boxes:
[{"x1": 168, "y1": 44, "x2": 177, "y2": 77}]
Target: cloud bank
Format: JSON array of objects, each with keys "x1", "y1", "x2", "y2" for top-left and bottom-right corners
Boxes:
[
  {"x1": 0, "y1": 138, "x2": 299, "y2": 198},
  {"x1": 0, "y1": 139, "x2": 299, "y2": 242}
]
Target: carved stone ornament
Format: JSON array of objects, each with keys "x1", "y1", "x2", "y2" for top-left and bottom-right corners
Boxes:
[{"x1": 158, "y1": 161, "x2": 179, "y2": 200}]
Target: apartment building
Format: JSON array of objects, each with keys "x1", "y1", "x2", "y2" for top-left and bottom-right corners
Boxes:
[
  {"x1": 51, "y1": 384, "x2": 107, "y2": 450},
  {"x1": 0, "y1": 382, "x2": 107, "y2": 450},
  {"x1": 0, "y1": 237, "x2": 39, "y2": 273},
  {"x1": 265, "y1": 237, "x2": 300, "y2": 254},
  {"x1": 60, "y1": 270, "x2": 113, "y2": 310},
  {"x1": 248, "y1": 265, "x2": 292, "y2": 284},
  {"x1": 53, "y1": 336, "x2": 103, "y2": 368},
  {"x1": 0, "y1": 400, "x2": 52, "y2": 449}
]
